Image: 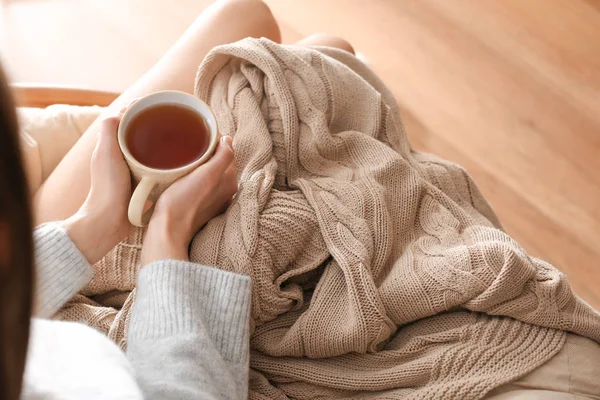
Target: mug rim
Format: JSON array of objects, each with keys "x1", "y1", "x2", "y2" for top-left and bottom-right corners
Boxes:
[{"x1": 117, "y1": 90, "x2": 218, "y2": 175}]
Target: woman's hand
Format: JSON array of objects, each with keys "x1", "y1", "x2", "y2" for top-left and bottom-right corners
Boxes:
[
  {"x1": 63, "y1": 113, "x2": 132, "y2": 264},
  {"x1": 141, "y1": 136, "x2": 237, "y2": 265}
]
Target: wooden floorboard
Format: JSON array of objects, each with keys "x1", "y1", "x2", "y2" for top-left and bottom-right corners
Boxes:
[{"x1": 2, "y1": 0, "x2": 599, "y2": 309}]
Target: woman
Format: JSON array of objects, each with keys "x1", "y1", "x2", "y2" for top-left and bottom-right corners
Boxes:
[
  {"x1": 1, "y1": 1, "x2": 354, "y2": 398},
  {"x1": 1, "y1": 65, "x2": 248, "y2": 398}
]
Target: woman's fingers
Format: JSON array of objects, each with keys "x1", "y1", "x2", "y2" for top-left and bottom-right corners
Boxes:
[
  {"x1": 185, "y1": 136, "x2": 234, "y2": 187},
  {"x1": 93, "y1": 116, "x2": 122, "y2": 166},
  {"x1": 96, "y1": 99, "x2": 136, "y2": 156},
  {"x1": 159, "y1": 136, "x2": 236, "y2": 211},
  {"x1": 97, "y1": 115, "x2": 119, "y2": 145},
  {"x1": 118, "y1": 98, "x2": 138, "y2": 115},
  {"x1": 220, "y1": 161, "x2": 238, "y2": 198},
  {"x1": 211, "y1": 136, "x2": 235, "y2": 172},
  {"x1": 100, "y1": 115, "x2": 120, "y2": 138}
]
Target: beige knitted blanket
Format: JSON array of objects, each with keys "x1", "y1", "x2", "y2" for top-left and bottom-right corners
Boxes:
[{"x1": 58, "y1": 38, "x2": 600, "y2": 399}]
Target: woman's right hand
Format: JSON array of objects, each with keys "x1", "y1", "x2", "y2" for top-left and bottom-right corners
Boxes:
[{"x1": 141, "y1": 136, "x2": 237, "y2": 266}]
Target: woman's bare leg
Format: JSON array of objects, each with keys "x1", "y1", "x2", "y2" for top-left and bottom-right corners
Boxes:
[
  {"x1": 296, "y1": 33, "x2": 355, "y2": 54},
  {"x1": 34, "y1": 0, "x2": 280, "y2": 223}
]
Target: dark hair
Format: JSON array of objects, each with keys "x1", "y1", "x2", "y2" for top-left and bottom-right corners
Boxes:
[{"x1": 0, "y1": 66, "x2": 34, "y2": 400}]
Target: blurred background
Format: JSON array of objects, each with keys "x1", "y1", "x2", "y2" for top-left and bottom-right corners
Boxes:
[{"x1": 1, "y1": 0, "x2": 599, "y2": 309}]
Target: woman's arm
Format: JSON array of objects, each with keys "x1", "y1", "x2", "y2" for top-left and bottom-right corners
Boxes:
[
  {"x1": 127, "y1": 261, "x2": 251, "y2": 399},
  {"x1": 126, "y1": 136, "x2": 245, "y2": 399},
  {"x1": 33, "y1": 223, "x2": 92, "y2": 317},
  {"x1": 32, "y1": 113, "x2": 133, "y2": 317},
  {"x1": 34, "y1": 107, "x2": 245, "y2": 397}
]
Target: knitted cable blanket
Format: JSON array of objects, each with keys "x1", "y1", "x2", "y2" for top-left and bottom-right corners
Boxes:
[{"x1": 57, "y1": 38, "x2": 600, "y2": 399}]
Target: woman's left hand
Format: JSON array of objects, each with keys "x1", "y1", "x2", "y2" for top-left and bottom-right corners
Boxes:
[{"x1": 63, "y1": 111, "x2": 132, "y2": 264}]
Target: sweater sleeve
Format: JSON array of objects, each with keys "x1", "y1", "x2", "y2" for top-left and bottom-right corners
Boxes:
[
  {"x1": 126, "y1": 260, "x2": 251, "y2": 400},
  {"x1": 33, "y1": 223, "x2": 93, "y2": 318}
]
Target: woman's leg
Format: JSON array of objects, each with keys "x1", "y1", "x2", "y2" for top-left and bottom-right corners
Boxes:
[
  {"x1": 296, "y1": 33, "x2": 355, "y2": 54},
  {"x1": 34, "y1": 0, "x2": 280, "y2": 223}
]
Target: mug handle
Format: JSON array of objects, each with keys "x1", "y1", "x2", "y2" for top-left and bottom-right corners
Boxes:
[{"x1": 128, "y1": 177, "x2": 157, "y2": 227}]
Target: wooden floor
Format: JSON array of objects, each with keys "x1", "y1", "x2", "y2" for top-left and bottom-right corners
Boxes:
[{"x1": 2, "y1": 0, "x2": 599, "y2": 310}]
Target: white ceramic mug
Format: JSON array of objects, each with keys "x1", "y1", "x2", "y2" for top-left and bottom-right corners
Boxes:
[{"x1": 117, "y1": 90, "x2": 218, "y2": 227}]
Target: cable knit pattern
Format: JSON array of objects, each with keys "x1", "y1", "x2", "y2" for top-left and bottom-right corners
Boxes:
[{"x1": 55, "y1": 38, "x2": 600, "y2": 399}]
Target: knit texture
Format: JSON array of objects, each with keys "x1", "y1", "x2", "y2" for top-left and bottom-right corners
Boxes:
[
  {"x1": 33, "y1": 223, "x2": 93, "y2": 318},
  {"x1": 56, "y1": 38, "x2": 600, "y2": 399},
  {"x1": 130, "y1": 260, "x2": 251, "y2": 360},
  {"x1": 127, "y1": 261, "x2": 252, "y2": 398}
]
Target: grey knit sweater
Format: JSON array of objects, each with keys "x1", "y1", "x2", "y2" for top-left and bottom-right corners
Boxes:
[{"x1": 29, "y1": 223, "x2": 251, "y2": 399}]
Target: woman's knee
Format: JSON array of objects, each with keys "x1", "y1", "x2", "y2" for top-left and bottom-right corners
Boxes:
[
  {"x1": 297, "y1": 33, "x2": 355, "y2": 55},
  {"x1": 213, "y1": 0, "x2": 281, "y2": 43}
]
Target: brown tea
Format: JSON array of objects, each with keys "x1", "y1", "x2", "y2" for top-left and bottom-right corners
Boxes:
[{"x1": 125, "y1": 104, "x2": 209, "y2": 170}]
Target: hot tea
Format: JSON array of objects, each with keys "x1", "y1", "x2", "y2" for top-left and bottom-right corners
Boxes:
[{"x1": 125, "y1": 104, "x2": 209, "y2": 170}]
